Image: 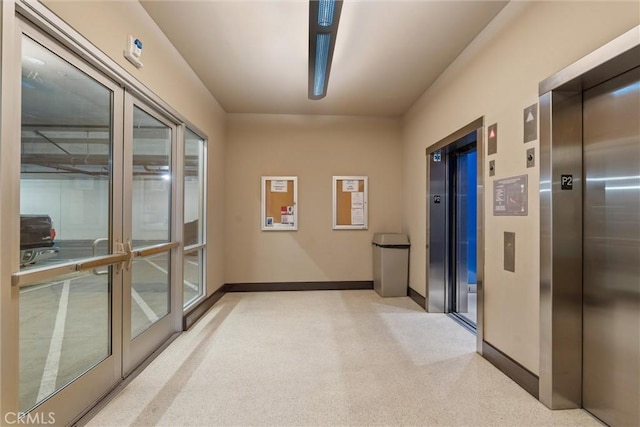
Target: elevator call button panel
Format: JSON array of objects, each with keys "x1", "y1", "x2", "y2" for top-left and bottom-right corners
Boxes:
[
  {"x1": 524, "y1": 104, "x2": 538, "y2": 143},
  {"x1": 488, "y1": 123, "x2": 498, "y2": 155}
]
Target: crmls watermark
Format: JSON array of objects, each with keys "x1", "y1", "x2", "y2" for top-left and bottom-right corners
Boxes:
[{"x1": 4, "y1": 411, "x2": 56, "y2": 425}]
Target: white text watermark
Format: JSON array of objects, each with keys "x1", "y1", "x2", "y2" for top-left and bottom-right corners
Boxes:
[{"x1": 4, "y1": 412, "x2": 56, "y2": 425}]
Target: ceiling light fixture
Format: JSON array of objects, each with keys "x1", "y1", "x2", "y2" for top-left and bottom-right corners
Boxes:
[
  {"x1": 308, "y1": 0, "x2": 342, "y2": 100},
  {"x1": 25, "y1": 56, "x2": 46, "y2": 66}
]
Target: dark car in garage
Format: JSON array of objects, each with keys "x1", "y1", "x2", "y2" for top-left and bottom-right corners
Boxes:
[{"x1": 20, "y1": 214, "x2": 59, "y2": 266}]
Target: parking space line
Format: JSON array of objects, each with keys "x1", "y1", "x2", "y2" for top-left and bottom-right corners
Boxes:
[
  {"x1": 185, "y1": 259, "x2": 199, "y2": 267},
  {"x1": 131, "y1": 288, "x2": 159, "y2": 323},
  {"x1": 21, "y1": 281, "x2": 63, "y2": 295},
  {"x1": 183, "y1": 280, "x2": 198, "y2": 291},
  {"x1": 143, "y1": 258, "x2": 198, "y2": 291},
  {"x1": 37, "y1": 279, "x2": 70, "y2": 402},
  {"x1": 141, "y1": 257, "x2": 169, "y2": 275}
]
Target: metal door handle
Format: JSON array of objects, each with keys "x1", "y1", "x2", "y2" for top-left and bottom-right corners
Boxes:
[{"x1": 91, "y1": 237, "x2": 110, "y2": 276}]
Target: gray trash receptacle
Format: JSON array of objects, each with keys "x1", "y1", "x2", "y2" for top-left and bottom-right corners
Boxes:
[{"x1": 372, "y1": 233, "x2": 410, "y2": 297}]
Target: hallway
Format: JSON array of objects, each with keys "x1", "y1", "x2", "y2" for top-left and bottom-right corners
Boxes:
[{"x1": 87, "y1": 291, "x2": 597, "y2": 426}]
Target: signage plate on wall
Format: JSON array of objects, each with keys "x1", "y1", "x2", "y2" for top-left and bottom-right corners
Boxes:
[
  {"x1": 504, "y1": 232, "x2": 516, "y2": 272},
  {"x1": 488, "y1": 123, "x2": 498, "y2": 155},
  {"x1": 524, "y1": 103, "x2": 538, "y2": 143},
  {"x1": 493, "y1": 174, "x2": 528, "y2": 216}
]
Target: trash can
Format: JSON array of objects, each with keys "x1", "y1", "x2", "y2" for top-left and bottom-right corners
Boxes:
[{"x1": 372, "y1": 233, "x2": 410, "y2": 297}]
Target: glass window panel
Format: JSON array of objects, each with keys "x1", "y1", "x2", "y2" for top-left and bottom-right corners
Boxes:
[
  {"x1": 132, "y1": 107, "x2": 171, "y2": 247},
  {"x1": 183, "y1": 128, "x2": 205, "y2": 309},
  {"x1": 19, "y1": 270, "x2": 110, "y2": 411},
  {"x1": 19, "y1": 36, "x2": 113, "y2": 412},
  {"x1": 20, "y1": 36, "x2": 112, "y2": 271},
  {"x1": 184, "y1": 128, "x2": 204, "y2": 247},
  {"x1": 131, "y1": 251, "x2": 170, "y2": 338},
  {"x1": 183, "y1": 249, "x2": 204, "y2": 307}
]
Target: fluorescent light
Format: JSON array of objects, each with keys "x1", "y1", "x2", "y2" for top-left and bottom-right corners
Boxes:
[
  {"x1": 318, "y1": 0, "x2": 335, "y2": 26},
  {"x1": 314, "y1": 34, "x2": 331, "y2": 97},
  {"x1": 308, "y1": 0, "x2": 342, "y2": 99},
  {"x1": 25, "y1": 56, "x2": 45, "y2": 65}
]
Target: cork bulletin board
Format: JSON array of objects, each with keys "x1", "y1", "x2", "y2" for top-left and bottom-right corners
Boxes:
[
  {"x1": 332, "y1": 176, "x2": 368, "y2": 230},
  {"x1": 261, "y1": 176, "x2": 297, "y2": 231}
]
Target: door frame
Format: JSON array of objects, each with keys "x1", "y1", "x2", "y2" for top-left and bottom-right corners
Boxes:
[
  {"x1": 538, "y1": 25, "x2": 640, "y2": 409},
  {"x1": 425, "y1": 117, "x2": 485, "y2": 353}
]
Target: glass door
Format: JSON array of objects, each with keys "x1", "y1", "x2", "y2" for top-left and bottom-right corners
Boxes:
[
  {"x1": 9, "y1": 23, "x2": 183, "y2": 424},
  {"x1": 14, "y1": 30, "x2": 124, "y2": 423},
  {"x1": 122, "y1": 96, "x2": 180, "y2": 374}
]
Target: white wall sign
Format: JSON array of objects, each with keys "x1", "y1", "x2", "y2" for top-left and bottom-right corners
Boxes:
[
  {"x1": 270, "y1": 180, "x2": 288, "y2": 192},
  {"x1": 342, "y1": 180, "x2": 359, "y2": 192}
]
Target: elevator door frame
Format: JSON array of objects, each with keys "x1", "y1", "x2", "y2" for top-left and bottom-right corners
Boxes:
[
  {"x1": 426, "y1": 117, "x2": 485, "y2": 353},
  {"x1": 538, "y1": 25, "x2": 640, "y2": 410}
]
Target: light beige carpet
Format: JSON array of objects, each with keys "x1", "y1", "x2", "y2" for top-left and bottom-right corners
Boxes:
[{"x1": 87, "y1": 290, "x2": 599, "y2": 426}]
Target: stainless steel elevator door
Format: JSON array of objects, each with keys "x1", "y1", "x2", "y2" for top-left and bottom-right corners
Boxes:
[{"x1": 583, "y1": 66, "x2": 640, "y2": 427}]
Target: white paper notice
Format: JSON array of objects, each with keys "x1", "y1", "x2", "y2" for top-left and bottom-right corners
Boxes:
[
  {"x1": 351, "y1": 192, "x2": 364, "y2": 208},
  {"x1": 351, "y1": 208, "x2": 364, "y2": 225},
  {"x1": 281, "y1": 215, "x2": 294, "y2": 225},
  {"x1": 342, "y1": 180, "x2": 359, "y2": 192},
  {"x1": 270, "y1": 180, "x2": 288, "y2": 192}
]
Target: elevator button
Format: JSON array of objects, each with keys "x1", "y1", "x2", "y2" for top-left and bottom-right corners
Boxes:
[{"x1": 527, "y1": 148, "x2": 535, "y2": 168}]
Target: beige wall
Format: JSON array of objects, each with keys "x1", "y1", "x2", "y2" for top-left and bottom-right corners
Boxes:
[
  {"x1": 403, "y1": 0, "x2": 639, "y2": 374},
  {"x1": 42, "y1": 0, "x2": 227, "y2": 295},
  {"x1": 225, "y1": 114, "x2": 402, "y2": 283}
]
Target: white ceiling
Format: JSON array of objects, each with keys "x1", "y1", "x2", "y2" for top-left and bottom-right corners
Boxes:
[{"x1": 140, "y1": 0, "x2": 508, "y2": 117}]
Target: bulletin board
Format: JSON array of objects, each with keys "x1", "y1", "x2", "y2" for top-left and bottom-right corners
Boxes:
[
  {"x1": 332, "y1": 176, "x2": 368, "y2": 230},
  {"x1": 261, "y1": 176, "x2": 297, "y2": 231}
]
